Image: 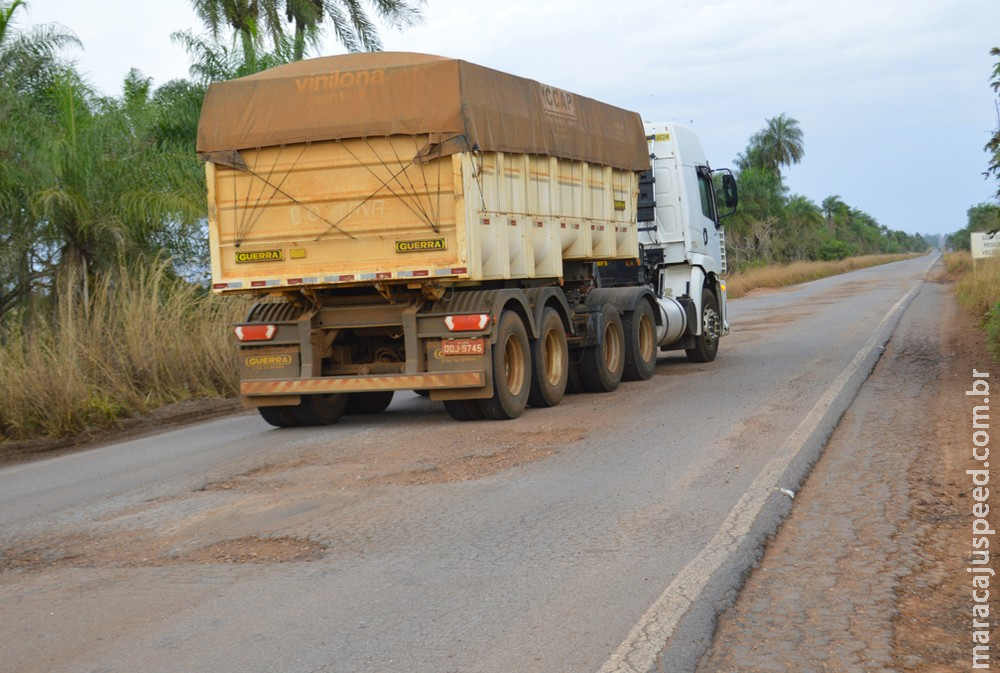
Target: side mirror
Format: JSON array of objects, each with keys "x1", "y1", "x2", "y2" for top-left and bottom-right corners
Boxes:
[{"x1": 721, "y1": 173, "x2": 738, "y2": 210}]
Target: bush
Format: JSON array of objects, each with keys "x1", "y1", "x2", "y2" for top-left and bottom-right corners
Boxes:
[
  {"x1": 815, "y1": 239, "x2": 857, "y2": 261},
  {"x1": 944, "y1": 250, "x2": 973, "y2": 275},
  {"x1": 0, "y1": 261, "x2": 247, "y2": 440}
]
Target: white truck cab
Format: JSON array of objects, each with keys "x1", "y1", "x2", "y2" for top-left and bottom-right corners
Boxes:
[{"x1": 638, "y1": 122, "x2": 736, "y2": 356}]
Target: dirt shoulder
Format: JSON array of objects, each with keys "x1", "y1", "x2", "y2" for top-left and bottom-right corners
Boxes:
[{"x1": 696, "y1": 271, "x2": 998, "y2": 670}]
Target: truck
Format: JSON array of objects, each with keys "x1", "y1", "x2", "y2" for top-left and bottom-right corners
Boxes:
[{"x1": 197, "y1": 52, "x2": 737, "y2": 426}]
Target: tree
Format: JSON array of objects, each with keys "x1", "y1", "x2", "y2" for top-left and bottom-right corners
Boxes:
[
  {"x1": 0, "y1": 1, "x2": 81, "y2": 319},
  {"x1": 780, "y1": 195, "x2": 825, "y2": 260},
  {"x1": 744, "y1": 114, "x2": 805, "y2": 176},
  {"x1": 948, "y1": 203, "x2": 1000, "y2": 251},
  {"x1": 28, "y1": 73, "x2": 208, "y2": 311},
  {"x1": 985, "y1": 47, "x2": 1000, "y2": 202},
  {"x1": 0, "y1": 1, "x2": 78, "y2": 84},
  {"x1": 172, "y1": 28, "x2": 288, "y2": 82},
  {"x1": 0, "y1": 4, "x2": 209, "y2": 321},
  {"x1": 727, "y1": 117, "x2": 928, "y2": 265},
  {"x1": 821, "y1": 195, "x2": 849, "y2": 236},
  {"x1": 188, "y1": 0, "x2": 423, "y2": 65},
  {"x1": 845, "y1": 209, "x2": 883, "y2": 254},
  {"x1": 0, "y1": 0, "x2": 22, "y2": 45},
  {"x1": 188, "y1": 0, "x2": 281, "y2": 72},
  {"x1": 726, "y1": 166, "x2": 788, "y2": 264}
]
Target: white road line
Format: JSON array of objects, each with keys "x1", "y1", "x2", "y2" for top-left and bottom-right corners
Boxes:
[{"x1": 597, "y1": 281, "x2": 923, "y2": 673}]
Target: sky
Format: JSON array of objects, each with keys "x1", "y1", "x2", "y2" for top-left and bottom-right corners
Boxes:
[{"x1": 17, "y1": 0, "x2": 1000, "y2": 239}]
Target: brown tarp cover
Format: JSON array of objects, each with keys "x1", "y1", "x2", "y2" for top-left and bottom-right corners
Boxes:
[{"x1": 197, "y1": 52, "x2": 650, "y2": 171}]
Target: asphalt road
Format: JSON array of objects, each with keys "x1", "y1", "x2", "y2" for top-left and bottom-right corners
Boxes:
[{"x1": 0, "y1": 254, "x2": 938, "y2": 673}]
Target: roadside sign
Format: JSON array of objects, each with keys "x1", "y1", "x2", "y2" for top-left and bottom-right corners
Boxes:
[{"x1": 971, "y1": 231, "x2": 1000, "y2": 259}]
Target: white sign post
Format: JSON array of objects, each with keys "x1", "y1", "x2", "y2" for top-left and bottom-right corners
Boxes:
[{"x1": 971, "y1": 231, "x2": 1000, "y2": 260}]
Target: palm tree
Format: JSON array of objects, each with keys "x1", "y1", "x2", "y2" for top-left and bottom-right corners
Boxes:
[
  {"x1": 779, "y1": 195, "x2": 824, "y2": 260},
  {"x1": 28, "y1": 71, "x2": 210, "y2": 312},
  {"x1": 985, "y1": 47, "x2": 999, "y2": 200},
  {"x1": 821, "y1": 195, "x2": 848, "y2": 236},
  {"x1": 188, "y1": 0, "x2": 423, "y2": 65},
  {"x1": 295, "y1": 0, "x2": 423, "y2": 55},
  {"x1": 172, "y1": 28, "x2": 271, "y2": 82},
  {"x1": 284, "y1": 0, "x2": 322, "y2": 59},
  {"x1": 0, "y1": 1, "x2": 79, "y2": 82},
  {"x1": 726, "y1": 166, "x2": 788, "y2": 264},
  {"x1": 786, "y1": 195, "x2": 823, "y2": 227},
  {"x1": 189, "y1": 0, "x2": 278, "y2": 70},
  {"x1": 747, "y1": 114, "x2": 804, "y2": 176},
  {"x1": 0, "y1": 0, "x2": 23, "y2": 45},
  {"x1": 0, "y1": 1, "x2": 81, "y2": 319}
]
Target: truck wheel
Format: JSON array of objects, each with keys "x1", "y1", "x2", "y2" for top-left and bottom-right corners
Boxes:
[
  {"x1": 478, "y1": 310, "x2": 531, "y2": 420},
  {"x1": 258, "y1": 405, "x2": 298, "y2": 428},
  {"x1": 528, "y1": 307, "x2": 568, "y2": 408},
  {"x1": 444, "y1": 399, "x2": 486, "y2": 421},
  {"x1": 580, "y1": 304, "x2": 624, "y2": 392},
  {"x1": 346, "y1": 391, "x2": 394, "y2": 414},
  {"x1": 291, "y1": 393, "x2": 348, "y2": 426},
  {"x1": 686, "y1": 289, "x2": 721, "y2": 363},
  {"x1": 622, "y1": 300, "x2": 657, "y2": 381}
]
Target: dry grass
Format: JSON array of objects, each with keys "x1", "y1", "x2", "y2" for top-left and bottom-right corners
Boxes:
[
  {"x1": 725, "y1": 253, "x2": 926, "y2": 299},
  {"x1": 948, "y1": 251, "x2": 1000, "y2": 315},
  {"x1": 946, "y1": 250, "x2": 1000, "y2": 359},
  {"x1": 943, "y1": 249, "x2": 975, "y2": 277},
  {"x1": 0, "y1": 261, "x2": 248, "y2": 440}
]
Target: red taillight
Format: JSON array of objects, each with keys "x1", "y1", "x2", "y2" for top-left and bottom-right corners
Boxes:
[
  {"x1": 235, "y1": 324, "x2": 277, "y2": 341},
  {"x1": 444, "y1": 314, "x2": 491, "y2": 332}
]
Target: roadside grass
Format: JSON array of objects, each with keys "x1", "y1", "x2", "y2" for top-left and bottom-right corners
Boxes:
[
  {"x1": 945, "y1": 250, "x2": 1000, "y2": 359},
  {"x1": 725, "y1": 252, "x2": 926, "y2": 299},
  {"x1": 0, "y1": 261, "x2": 247, "y2": 441}
]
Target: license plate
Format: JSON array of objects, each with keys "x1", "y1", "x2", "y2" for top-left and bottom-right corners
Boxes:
[{"x1": 442, "y1": 338, "x2": 485, "y2": 356}]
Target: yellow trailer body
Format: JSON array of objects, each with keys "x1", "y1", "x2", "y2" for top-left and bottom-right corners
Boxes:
[{"x1": 207, "y1": 137, "x2": 640, "y2": 293}]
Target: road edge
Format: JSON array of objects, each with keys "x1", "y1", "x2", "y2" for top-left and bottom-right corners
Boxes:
[{"x1": 597, "y1": 257, "x2": 935, "y2": 673}]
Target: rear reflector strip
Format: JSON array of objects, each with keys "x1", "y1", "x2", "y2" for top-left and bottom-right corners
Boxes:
[
  {"x1": 445, "y1": 314, "x2": 491, "y2": 331},
  {"x1": 217, "y1": 268, "x2": 468, "y2": 289},
  {"x1": 235, "y1": 324, "x2": 277, "y2": 341}
]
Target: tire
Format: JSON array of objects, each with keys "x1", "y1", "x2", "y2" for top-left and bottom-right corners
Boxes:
[
  {"x1": 290, "y1": 393, "x2": 348, "y2": 426},
  {"x1": 346, "y1": 391, "x2": 394, "y2": 414},
  {"x1": 444, "y1": 398, "x2": 486, "y2": 421},
  {"x1": 478, "y1": 310, "x2": 531, "y2": 420},
  {"x1": 686, "y1": 288, "x2": 721, "y2": 363},
  {"x1": 580, "y1": 304, "x2": 625, "y2": 393},
  {"x1": 258, "y1": 405, "x2": 298, "y2": 428},
  {"x1": 528, "y1": 307, "x2": 569, "y2": 408},
  {"x1": 622, "y1": 300, "x2": 657, "y2": 381}
]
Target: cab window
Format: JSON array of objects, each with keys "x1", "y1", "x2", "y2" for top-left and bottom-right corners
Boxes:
[{"x1": 697, "y1": 168, "x2": 715, "y2": 220}]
